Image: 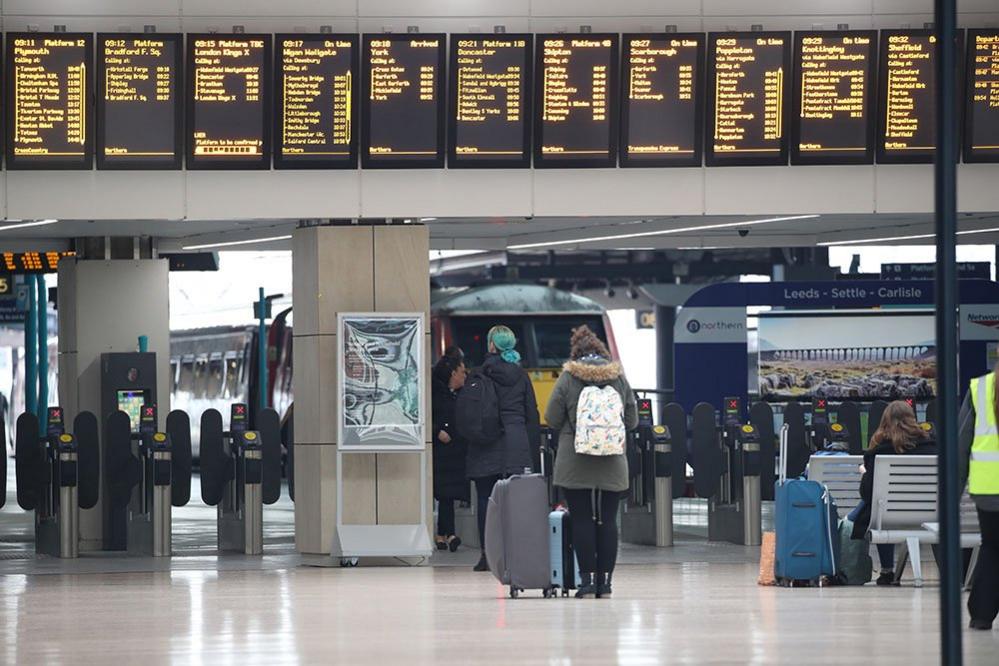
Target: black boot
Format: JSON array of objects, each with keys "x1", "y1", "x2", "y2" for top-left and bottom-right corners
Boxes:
[
  {"x1": 473, "y1": 552, "x2": 489, "y2": 572},
  {"x1": 596, "y1": 572, "x2": 612, "y2": 598},
  {"x1": 575, "y1": 573, "x2": 596, "y2": 598}
]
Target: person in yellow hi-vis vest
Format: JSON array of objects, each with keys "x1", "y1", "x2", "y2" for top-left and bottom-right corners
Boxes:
[{"x1": 960, "y1": 364, "x2": 999, "y2": 631}]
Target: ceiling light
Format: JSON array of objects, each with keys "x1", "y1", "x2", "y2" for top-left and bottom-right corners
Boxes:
[
  {"x1": 182, "y1": 235, "x2": 292, "y2": 250},
  {"x1": 0, "y1": 219, "x2": 58, "y2": 232},
  {"x1": 507, "y1": 215, "x2": 819, "y2": 250},
  {"x1": 819, "y1": 226, "x2": 999, "y2": 247},
  {"x1": 420, "y1": 217, "x2": 437, "y2": 222}
]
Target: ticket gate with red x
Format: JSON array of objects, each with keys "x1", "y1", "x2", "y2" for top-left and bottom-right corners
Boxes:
[
  {"x1": 199, "y1": 403, "x2": 282, "y2": 554},
  {"x1": 14, "y1": 407, "x2": 100, "y2": 558}
]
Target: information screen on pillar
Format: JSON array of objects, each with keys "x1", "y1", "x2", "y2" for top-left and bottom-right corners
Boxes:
[
  {"x1": 361, "y1": 34, "x2": 446, "y2": 169},
  {"x1": 965, "y1": 29, "x2": 999, "y2": 163},
  {"x1": 448, "y1": 34, "x2": 532, "y2": 168},
  {"x1": 186, "y1": 35, "x2": 272, "y2": 169},
  {"x1": 96, "y1": 34, "x2": 183, "y2": 170},
  {"x1": 706, "y1": 32, "x2": 791, "y2": 166},
  {"x1": 275, "y1": 34, "x2": 358, "y2": 169},
  {"x1": 877, "y1": 30, "x2": 939, "y2": 164},
  {"x1": 534, "y1": 34, "x2": 619, "y2": 168},
  {"x1": 620, "y1": 33, "x2": 704, "y2": 168},
  {"x1": 5, "y1": 33, "x2": 93, "y2": 169},
  {"x1": 117, "y1": 389, "x2": 149, "y2": 433},
  {"x1": 791, "y1": 31, "x2": 877, "y2": 165}
]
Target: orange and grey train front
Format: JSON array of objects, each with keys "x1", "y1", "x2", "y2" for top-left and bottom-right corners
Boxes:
[{"x1": 430, "y1": 285, "x2": 617, "y2": 422}]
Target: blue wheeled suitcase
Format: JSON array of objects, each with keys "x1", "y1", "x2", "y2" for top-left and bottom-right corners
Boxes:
[
  {"x1": 775, "y1": 424, "x2": 839, "y2": 586},
  {"x1": 549, "y1": 509, "x2": 581, "y2": 596}
]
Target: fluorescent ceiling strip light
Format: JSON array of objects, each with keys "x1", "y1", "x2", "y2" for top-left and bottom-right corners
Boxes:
[
  {"x1": 182, "y1": 234, "x2": 292, "y2": 250},
  {"x1": 0, "y1": 218, "x2": 58, "y2": 232},
  {"x1": 819, "y1": 226, "x2": 999, "y2": 247},
  {"x1": 507, "y1": 215, "x2": 819, "y2": 250}
]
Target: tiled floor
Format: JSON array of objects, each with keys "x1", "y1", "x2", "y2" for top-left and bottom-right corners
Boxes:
[{"x1": 1, "y1": 468, "x2": 995, "y2": 663}]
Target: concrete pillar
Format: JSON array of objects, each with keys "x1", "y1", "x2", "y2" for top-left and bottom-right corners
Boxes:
[
  {"x1": 57, "y1": 259, "x2": 171, "y2": 550},
  {"x1": 292, "y1": 225, "x2": 432, "y2": 556}
]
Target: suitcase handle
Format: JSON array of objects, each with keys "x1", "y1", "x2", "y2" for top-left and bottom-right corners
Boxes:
[{"x1": 778, "y1": 423, "x2": 789, "y2": 485}]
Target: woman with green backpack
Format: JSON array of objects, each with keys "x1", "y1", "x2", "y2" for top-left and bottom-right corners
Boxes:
[{"x1": 546, "y1": 326, "x2": 638, "y2": 598}]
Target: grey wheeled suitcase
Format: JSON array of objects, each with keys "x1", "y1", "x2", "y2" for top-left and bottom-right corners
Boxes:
[{"x1": 484, "y1": 473, "x2": 555, "y2": 598}]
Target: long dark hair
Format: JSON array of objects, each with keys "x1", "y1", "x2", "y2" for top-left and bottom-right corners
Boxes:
[{"x1": 870, "y1": 400, "x2": 927, "y2": 453}]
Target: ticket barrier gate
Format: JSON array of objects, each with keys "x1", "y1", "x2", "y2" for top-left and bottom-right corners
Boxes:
[
  {"x1": 106, "y1": 405, "x2": 193, "y2": 556},
  {"x1": 621, "y1": 396, "x2": 686, "y2": 547},
  {"x1": 200, "y1": 404, "x2": 282, "y2": 555},
  {"x1": 15, "y1": 407, "x2": 100, "y2": 558},
  {"x1": 692, "y1": 398, "x2": 762, "y2": 546}
]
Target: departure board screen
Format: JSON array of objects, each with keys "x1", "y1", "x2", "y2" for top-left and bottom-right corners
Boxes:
[
  {"x1": 5, "y1": 33, "x2": 93, "y2": 169},
  {"x1": 965, "y1": 29, "x2": 999, "y2": 163},
  {"x1": 448, "y1": 34, "x2": 532, "y2": 168},
  {"x1": 534, "y1": 34, "x2": 619, "y2": 168},
  {"x1": 877, "y1": 30, "x2": 939, "y2": 164},
  {"x1": 361, "y1": 34, "x2": 446, "y2": 168},
  {"x1": 792, "y1": 31, "x2": 877, "y2": 165},
  {"x1": 275, "y1": 34, "x2": 358, "y2": 169},
  {"x1": 186, "y1": 35, "x2": 272, "y2": 169},
  {"x1": 3, "y1": 251, "x2": 75, "y2": 274},
  {"x1": 96, "y1": 34, "x2": 182, "y2": 170},
  {"x1": 706, "y1": 32, "x2": 791, "y2": 166},
  {"x1": 620, "y1": 33, "x2": 704, "y2": 167}
]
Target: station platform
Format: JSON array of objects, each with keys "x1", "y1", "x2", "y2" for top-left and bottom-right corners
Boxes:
[{"x1": 1, "y1": 467, "x2": 995, "y2": 663}]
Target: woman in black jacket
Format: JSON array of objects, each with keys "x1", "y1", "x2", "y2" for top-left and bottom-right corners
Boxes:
[
  {"x1": 466, "y1": 325, "x2": 541, "y2": 571},
  {"x1": 431, "y1": 349, "x2": 468, "y2": 552},
  {"x1": 849, "y1": 400, "x2": 937, "y2": 585}
]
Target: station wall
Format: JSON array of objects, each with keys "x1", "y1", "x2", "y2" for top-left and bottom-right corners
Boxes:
[{"x1": 0, "y1": 1, "x2": 996, "y2": 221}]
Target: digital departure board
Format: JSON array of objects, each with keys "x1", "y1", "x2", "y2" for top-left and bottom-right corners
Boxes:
[
  {"x1": 275, "y1": 34, "x2": 358, "y2": 169},
  {"x1": 791, "y1": 31, "x2": 877, "y2": 165},
  {"x1": 186, "y1": 35, "x2": 272, "y2": 169},
  {"x1": 448, "y1": 34, "x2": 532, "y2": 168},
  {"x1": 6, "y1": 33, "x2": 93, "y2": 169},
  {"x1": 361, "y1": 34, "x2": 446, "y2": 169},
  {"x1": 2, "y1": 251, "x2": 74, "y2": 274},
  {"x1": 877, "y1": 30, "x2": 939, "y2": 164},
  {"x1": 706, "y1": 32, "x2": 791, "y2": 166},
  {"x1": 965, "y1": 29, "x2": 999, "y2": 163},
  {"x1": 620, "y1": 33, "x2": 704, "y2": 167},
  {"x1": 96, "y1": 34, "x2": 182, "y2": 170},
  {"x1": 534, "y1": 35, "x2": 619, "y2": 168}
]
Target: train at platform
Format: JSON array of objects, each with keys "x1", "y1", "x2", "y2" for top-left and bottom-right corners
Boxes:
[{"x1": 168, "y1": 284, "x2": 617, "y2": 457}]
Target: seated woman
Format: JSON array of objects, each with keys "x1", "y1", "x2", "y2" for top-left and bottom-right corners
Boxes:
[{"x1": 849, "y1": 400, "x2": 937, "y2": 585}]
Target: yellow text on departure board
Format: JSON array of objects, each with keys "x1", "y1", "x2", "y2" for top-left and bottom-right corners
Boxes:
[
  {"x1": 454, "y1": 38, "x2": 524, "y2": 155},
  {"x1": 191, "y1": 38, "x2": 265, "y2": 156},
  {"x1": 626, "y1": 38, "x2": 697, "y2": 155},
  {"x1": 281, "y1": 39, "x2": 353, "y2": 156},
  {"x1": 884, "y1": 34, "x2": 935, "y2": 151},
  {"x1": 540, "y1": 38, "x2": 611, "y2": 155},
  {"x1": 971, "y1": 33, "x2": 999, "y2": 150},
  {"x1": 12, "y1": 37, "x2": 88, "y2": 156},
  {"x1": 103, "y1": 38, "x2": 174, "y2": 157},
  {"x1": 713, "y1": 36, "x2": 785, "y2": 153},
  {"x1": 368, "y1": 38, "x2": 439, "y2": 156},
  {"x1": 798, "y1": 35, "x2": 871, "y2": 153}
]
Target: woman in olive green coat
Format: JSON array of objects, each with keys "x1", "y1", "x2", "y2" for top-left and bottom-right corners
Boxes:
[{"x1": 546, "y1": 326, "x2": 638, "y2": 598}]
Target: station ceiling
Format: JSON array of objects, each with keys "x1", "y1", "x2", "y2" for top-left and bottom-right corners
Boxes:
[{"x1": 0, "y1": 212, "x2": 998, "y2": 254}]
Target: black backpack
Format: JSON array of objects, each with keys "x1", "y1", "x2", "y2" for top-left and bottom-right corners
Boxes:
[{"x1": 455, "y1": 369, "x2": 503, "y2": 445}]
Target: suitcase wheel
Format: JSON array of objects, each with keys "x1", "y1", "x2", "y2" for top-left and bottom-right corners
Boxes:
[
  {"x1": 543, "y1": 588, "x2": 553, "y2": 599},
  {"x1": 510, "y1": 587, "x2": 520, "y2": 599}
]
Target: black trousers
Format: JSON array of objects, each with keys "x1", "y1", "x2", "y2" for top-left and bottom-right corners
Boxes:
[
  {"x1": 473, "y1": 475, "x2": 502, "y2": 553},
  {"x1": 436, "y1": 499, "x2": 455, "y2": 537},
  {"x1": 564, "y1": 488, "x2": 621, "y2": 575},
  {"x1": 969, "y1": 508, "x2": 999, "y2": 624}
]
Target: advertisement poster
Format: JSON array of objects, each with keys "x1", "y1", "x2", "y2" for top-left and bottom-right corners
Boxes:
[
  {"x1": 758, "y1": 310, "x2": 936, "y2": 400},
  {"x1": 338, "y1": 314, "x2": 425, "y2": 451}
]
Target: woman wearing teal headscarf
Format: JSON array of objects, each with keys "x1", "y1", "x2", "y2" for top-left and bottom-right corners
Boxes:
[{"x1": 466, "y1": 325, "x2": 541, "y2": 571}]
